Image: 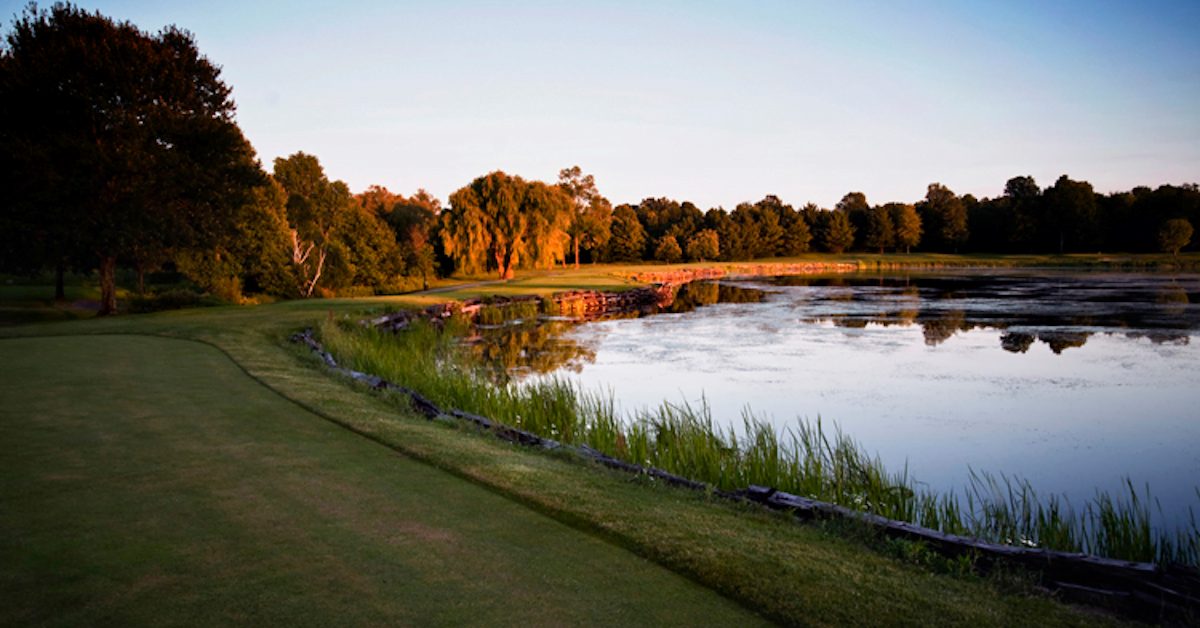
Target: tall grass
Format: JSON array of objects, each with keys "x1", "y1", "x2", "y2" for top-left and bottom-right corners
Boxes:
[{"x1": 318, "y1": 317, "x2": 1200, "y2": 567}]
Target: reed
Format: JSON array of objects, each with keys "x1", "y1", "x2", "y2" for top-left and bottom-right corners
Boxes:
[{"x1": 317, "y1": 318, "x2": 1200, "y2": 567}]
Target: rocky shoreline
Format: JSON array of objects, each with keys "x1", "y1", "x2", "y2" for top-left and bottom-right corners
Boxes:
[{"x1": 618, "y1": 261, "x2": 859, "y2": 284}]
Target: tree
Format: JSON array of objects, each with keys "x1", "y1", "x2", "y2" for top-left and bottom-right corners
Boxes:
[
  {"x1": 686, "y1": 229, "x2": 720, "y2": 262},
  {"x1": 274, "y1": 152, "x2": 353, "y2": 297},
  {"x1": 175, "y1": 178, "x2": 296, "y2": 300},
  {"x1": 1043, "y1": 175, "x2": 1098, "y2": 254},
  {"x1": 768, "y1": 197, "x2": 811, "y2": 256},
  {"x1": 443, "y1": 172, "x2": 522, "y2": 278},
  {"x1": 232, "y1": 180, "x2": 297, "y2": 297},
  {"x1": 1002, "y1": 176, "x2": 1043, "y2": 252},
  {"x1": 328, "y1": 199, "x2": 403, "y2": 289},
  {"x1": 604, "y1": 204, "x2": 647, "y2": 262},
  {"x1": 1159, "y1": 218, "x2": 1194, "y2": 257},
  {"x1": 442, "y1": 172, "x2": 571, "y2": 279},
  {"x1": 886, "y1": 203, "x2": 922, "y2": 253},
  {"x1": 387, "y1": 189, "x2": 440, "y2": 289},
  {"x1": 835, "y1": 192, "x2": 869, "y2": 215},
  {"x1": 820, "y1": 211, "x2": 856, "y2": 253},
  {"x1": 1, "y1": 3, "x2": 263, "y2": 314},
  {"x1": 919, "y1": 184, "x2": 968, "y2": 253},
  {"x1": 356, "y1": 185, "x2": 403, "y2": 217},
  {"x1": 863, "y1": 205, "x2": 895, "y2": 253},
  {"x1": 522, "y1": 180, "x2": 572, "y2": 270},
  {"x1": 558, "y1": 166, "x2": 612, "y2": 269},
  {"x1": 654, "y1": 235, "x2": 682, "y2": 263}
]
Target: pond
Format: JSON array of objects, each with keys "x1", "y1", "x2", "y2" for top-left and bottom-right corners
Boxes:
[{"x1": 494, "y1": 270, "x2": 1200, "y2": 528}]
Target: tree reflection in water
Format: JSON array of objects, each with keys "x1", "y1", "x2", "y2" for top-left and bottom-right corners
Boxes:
[
  {"x1": 467, "y1": 281, "x2": 769, "y2": 382},
  {"x1": 467, "y1": 319, "x2": 598, "y2": 384},
  {"x1": 478, "y1": 272, "x2": 1198, "y2": 381},
  {"x1": 774, "y1": 272, "x2": 1199, "y2": 353}
]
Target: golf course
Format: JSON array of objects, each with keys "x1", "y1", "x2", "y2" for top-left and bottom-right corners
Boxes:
[{"x1": 0, "y1": 271, "x2": 1143, "y2": 628}]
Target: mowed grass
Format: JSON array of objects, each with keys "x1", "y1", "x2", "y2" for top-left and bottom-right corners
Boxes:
[
  {"x1": 0, "y1": 334, "x2": 774, "y2": 628},
  {"x1": 0, "y1": 270, "x2": 1138, "y2": 627}
]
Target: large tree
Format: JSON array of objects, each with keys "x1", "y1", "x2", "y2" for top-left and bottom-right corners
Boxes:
[
  {"x1": 442, "y1": 172, "x2": 571, "y2": 279},
  {"x1": 522, "y1": 179, "x2": 572, "y2": 270},
  {"x1": 0, "y1": 3, "x2": 262, "y2": 314}
]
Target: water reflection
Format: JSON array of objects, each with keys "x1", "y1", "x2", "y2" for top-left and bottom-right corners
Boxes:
[
  {"x1": 534, "y1": 270, "x2": 1200, "y2": 529},
  {"x1": 663, "y1": 281, "x2": 765, "y2": 313},
  {"x1": 478, "y1": 273, "x2": 1199, "y2": 379},
  {"x1": 770, "y1": 272, "x2": 1199, "y2": 352},
  {"x1": 467, "y1": 319, "x2": 598, "y2": 383},
  {"x1": 469, "y1": 282, "x2": 770, "y2": 380}
]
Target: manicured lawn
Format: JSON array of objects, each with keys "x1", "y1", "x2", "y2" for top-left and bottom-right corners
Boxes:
[{"x1": 0, "y1": 335, "x2": 772, "y2": 627}]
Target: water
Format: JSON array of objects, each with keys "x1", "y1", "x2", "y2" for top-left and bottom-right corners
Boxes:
[{"x1": 512, "y1": 270, "x2": 1200, "y2": 527}]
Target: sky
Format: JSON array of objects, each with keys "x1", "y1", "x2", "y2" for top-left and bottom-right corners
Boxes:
[{"x1": 3, "y1": 0, "x2": 1198, "y2": 209}]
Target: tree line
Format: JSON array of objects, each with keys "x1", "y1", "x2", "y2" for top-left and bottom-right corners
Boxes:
[
  {"x1": 2, "y1": 4, "x2": 1196, "y2": 313},
  {"x1": 437, "y1": 174, "x2": 1197, "y2": 275}
]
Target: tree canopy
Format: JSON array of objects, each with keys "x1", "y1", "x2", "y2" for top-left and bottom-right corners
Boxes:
[
  {"x1": 559, "y1": 166, "x2": 613, "y2": 269},
  {"x1": 442, "y1": 172, "x2": 572, "y2": 279},
  {"x1": 0, "y1": 2, "x2": 262, "y2": 313}
]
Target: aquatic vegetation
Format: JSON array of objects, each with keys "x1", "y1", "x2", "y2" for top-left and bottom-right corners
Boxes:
[{"x1": 317, "y1": 315, "x2": 1200, "y2": 567}]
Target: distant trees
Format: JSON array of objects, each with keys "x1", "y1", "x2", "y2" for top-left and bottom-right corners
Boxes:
[
  {"x1": 558, "y1": 166, "x2": 612, "y2": 269},
  {"x1": 1159, "y1": 219, "x2": 1194, "y2": 257},
  {"x1": 0, "y1": 3, "x2": 263, "y2": 313},
  {"x1": 820, "y1": 211, "x2": 856, "y2": 254},
  {"x1": 654, "y1": 235, "x2": 683, "y2": 263},
  {"x1": 386, "y1": 190, "x2": 441, "y2": 289},
  {"x1": 4, "y1": 2, "x2": 1198, "y2": 305},
  {"x1": 887, "y1": 203, "x2": 922, "y2": 253},
  {"x1": 1002, "y1": 175, "x2": 1042, "y2": 252},
  {"x1": 918, "y1": 184, "x2": 968, "y2": 253},
  {"x1": 605, "y1": 205, "x2": 648, "y2": 262},
  {"x1": 835, "y1": 192, "x2": 869, "y2": 215},
  {"x1": 686, "y1": 229, "x2": 720, "y2": 262},
  {"x1": 863, "y1": 205, "x2": 895, "y2": 253},
  {"x1": 1043, "y1": 175, "x2": 1097, "y2": 254}
]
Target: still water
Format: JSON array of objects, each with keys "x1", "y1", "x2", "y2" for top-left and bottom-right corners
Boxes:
[{"x1": 507, "y1": 270, "x2": 1200, "y2": 525}]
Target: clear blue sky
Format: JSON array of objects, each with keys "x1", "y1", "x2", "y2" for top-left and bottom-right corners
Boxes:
[{"x1": 4, "y1": 0, "x2": 1198, "y2": 209}]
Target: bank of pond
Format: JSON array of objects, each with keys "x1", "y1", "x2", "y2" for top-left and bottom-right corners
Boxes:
[{"x1": 317, "y1": 272, "x2": 1200, "y2": 572}]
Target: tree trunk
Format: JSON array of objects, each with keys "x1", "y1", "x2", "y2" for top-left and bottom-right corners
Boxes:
[
  {"x1": 98, "y1": 255, "x2": 118, "y2": 316},
  {"x1": 136, "y1": 262, "x2": 146, "y2": 296},
  {"x1": 302, "y1": 247, "x2": 327, "y2": 298},
  {"x1": 574, "y1": 235, "x2": 580, "y2": 271},
  {"x1": 54, "y1": 264, "x2": 66, "y2": 301}
]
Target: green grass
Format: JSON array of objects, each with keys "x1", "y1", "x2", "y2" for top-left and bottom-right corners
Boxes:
[
  {"x1": 0, "y1": 334, "x2": 773, "y2": 628},
  {"x1": 0, "y1": 268, "x2": 1148, "y2": 627}
]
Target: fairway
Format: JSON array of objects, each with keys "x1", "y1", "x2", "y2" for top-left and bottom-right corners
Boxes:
[{"x1": 0, "y1": 335, "x2": 773, "y2": 627}]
